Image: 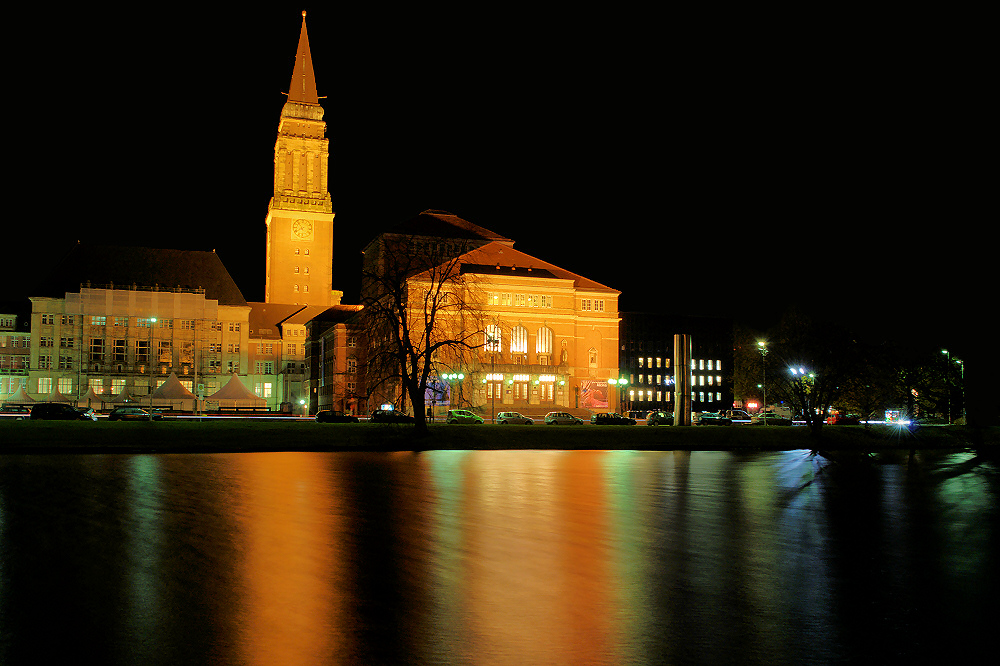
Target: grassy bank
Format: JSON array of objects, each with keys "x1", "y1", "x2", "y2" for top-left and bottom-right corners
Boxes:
[{"x1": 1, "y1": 419, "x2": 996, "y2": 454}]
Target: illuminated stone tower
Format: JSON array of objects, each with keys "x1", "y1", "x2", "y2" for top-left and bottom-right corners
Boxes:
[{"x1": 265, "y1": 11, "x2": 338, "y2": 305}]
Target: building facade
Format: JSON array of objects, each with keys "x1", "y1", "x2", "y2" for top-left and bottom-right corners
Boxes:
[{"x1": 345, "y1": 210, "x2": 621, "y2": 418}]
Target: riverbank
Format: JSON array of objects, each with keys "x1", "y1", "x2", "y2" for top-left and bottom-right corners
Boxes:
[{"x1": 1, "y1": 420, "x2": 996, "y2": 454}]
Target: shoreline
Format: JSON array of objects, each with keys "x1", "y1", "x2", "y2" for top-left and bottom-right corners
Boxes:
[{"x1": 1, "y1": 421, "x2": 996, "y2": 455}]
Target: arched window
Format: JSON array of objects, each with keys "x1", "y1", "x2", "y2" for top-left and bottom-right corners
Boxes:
[
  {"x1": 510, "y1": 326, "x2": 528, "y2": 355},
  {"x1": 536, "y1": 326, "x2": 553, "y2": 365}
]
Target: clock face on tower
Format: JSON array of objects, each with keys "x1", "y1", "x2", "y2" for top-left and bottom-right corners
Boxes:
[{"x1": 291, "y1": 219, "x2": 314, "y2": 240}]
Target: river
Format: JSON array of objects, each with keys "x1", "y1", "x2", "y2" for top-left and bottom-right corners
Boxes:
[{"x1": 1, "y1": 448, "x2": 996, "y2": 665}]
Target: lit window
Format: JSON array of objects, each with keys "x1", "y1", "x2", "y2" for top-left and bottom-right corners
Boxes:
[
  {"x1": 510, "y1": 326, "x2": 528, "y2": 355},
  {"x1": 485, "y1": 325, "x2": 502, "y2": 353}
]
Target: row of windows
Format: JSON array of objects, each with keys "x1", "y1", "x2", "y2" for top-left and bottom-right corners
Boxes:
[
  {"x1": 486, "y1": 293, "x2": 554, "y2": 308},
  {"x1": 42, "y1": 316, "x2": 241, "y2": 332},
  {"x1": 484, "y1": 324, "x2": 554, "y2": 355},
  {"x1": 632, "y1": 374, "x2": 723, "y2": 386},
  {"x1": 635, "y1": 357, "x2": 722, "y2": 371},
  {"x1": 629, "y1": 390, "x2": 723, "y2": 403}
]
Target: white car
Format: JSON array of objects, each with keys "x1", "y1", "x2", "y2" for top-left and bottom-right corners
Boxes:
[
  {"x1": 544, "y1": 411, "x2": 584, "y2": 425},
  {"x1": 497, "y1": 411, "x2": 533, "y2": 425}
]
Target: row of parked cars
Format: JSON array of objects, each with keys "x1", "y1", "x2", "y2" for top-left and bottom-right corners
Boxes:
[{"x1": 17, "y1": 403, "x2": 163, "y2": 421}]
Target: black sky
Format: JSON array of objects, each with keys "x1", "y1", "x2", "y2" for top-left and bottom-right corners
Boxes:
[{"x1": 4, "y1": 5, "x2": 988, "y2": 361}]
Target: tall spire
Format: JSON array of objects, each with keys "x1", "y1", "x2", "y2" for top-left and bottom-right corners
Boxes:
[{"x1": 287, "y1": 10, "x2": 319, "y2": 105}]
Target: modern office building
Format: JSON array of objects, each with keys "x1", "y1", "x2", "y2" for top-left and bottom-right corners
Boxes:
[{"x1": 617, "y1": 312, "x2": 734, "y2": 415}]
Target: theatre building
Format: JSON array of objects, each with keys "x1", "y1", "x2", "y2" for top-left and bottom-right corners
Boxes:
[{"x1": 345, "y1": 210, "x2": 622, "y2": 418}]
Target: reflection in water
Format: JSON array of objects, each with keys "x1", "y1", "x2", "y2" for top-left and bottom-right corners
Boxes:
[{"x1": 0, "y1": 449, "x2": 996, "y2": 664}]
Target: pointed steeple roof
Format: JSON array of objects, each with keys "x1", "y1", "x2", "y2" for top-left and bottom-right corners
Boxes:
[{"x1": 287, "y1": 11, "x2": 319, "y2": 105}]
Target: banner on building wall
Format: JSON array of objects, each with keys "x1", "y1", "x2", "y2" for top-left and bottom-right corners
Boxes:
[
  {"x1": 580, "y1": 380, "x2": 609, "y2": 409},
  {"x1": 425, "y1": 378, "x2": 451, "y2": 407}
]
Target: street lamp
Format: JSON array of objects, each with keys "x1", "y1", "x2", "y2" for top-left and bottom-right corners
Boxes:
[
  {"x1": 757, "y1": 341, "x2": 768, "y2": 415},
  {"x1": 941, "y1": 349, "x2": 964, "y2": 425},
  {"x1": 148, "y1": 317, "x2": 157, "y2": 421}
]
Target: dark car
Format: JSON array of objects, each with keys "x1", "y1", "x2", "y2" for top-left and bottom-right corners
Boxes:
[
  {"x1": 30, "y1": 403, "x2": 97, "y2": 421},
  {"x1": 369, "y1": 409, "x2": 414, "y2": 424},
  {"x1": 316, "y1": 410, "x2": 359, "y2": 423},
  {"x1": 646, "y1": 409, "x2": 673, "y2": 426},
  {"x1": 590, "y1": 412, "x2": 636, "y2": 425},
  {"x1": 108, "y1": 406, "x2": 163, "y2": 421},
  {"x1": 695, "y1": 411, "x2": 732, "y2": 425}
]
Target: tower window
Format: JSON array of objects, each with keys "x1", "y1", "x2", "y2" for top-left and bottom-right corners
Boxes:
[
  {"x1": 294, "y1": 267, "x2": 299, "y2": 273},
  {"x1": 294, "y1": 248, "x2": 300, "y2": 255}
]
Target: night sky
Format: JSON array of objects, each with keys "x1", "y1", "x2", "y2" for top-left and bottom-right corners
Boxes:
[{"x1": 5, "y1": 5, "x2": 986, "y2": 361}]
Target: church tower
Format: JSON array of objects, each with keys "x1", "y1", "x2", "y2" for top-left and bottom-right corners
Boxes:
[{"x1": 265, "y1": 11, "x2": 338, "y2": 305}]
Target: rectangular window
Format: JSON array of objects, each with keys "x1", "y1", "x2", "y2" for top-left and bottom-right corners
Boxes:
[
  {"x1": 500, "y1": 293, "x2": 512, "y2": 307},
  {"x1": 61, "y1": 315, "x2": 75, "y2": 325},
  {"x1": 89, "y1": 378, "x2": 104, "y2": 394},
  {"x1": 113, "y1": 378, "x2": 126, "y2": 394},
  {"x1": 113, "y1": 339, "x2": 127, "y2": 362},
  {"x1": 113, "y1": 317, "x2": 128, "y2": 328},
  {"x1": 89, "y1": 338, "x2": 104, "y2": 361},
  {"x1": 59, "y1": 356, "x2": 73, "y2": 370},
  {"x1": 135, "y1": 340, "x2": 150, "y2": 363},
  {"x1": 581, "y1": 299, "x2": 591, "y2": 311},
  {"x1": 160, "y1": 319, "x2": 175, "y2": 329},
  {"x1": 37, "y1": 355, "x2": 51, "y2": 369},
  {"x1": 40, "y1": 336, "x2": 54, "y2": 347},
  {"x1": 90, "y1": 316, "x2": 106, "y2": 326},
  {"x1": 41, "y1": 314, "x2": 55, "y2": 325},
  {"x1": 254, "y1": 382, "x2": 273, "y2": 398},
  {"x1": 514, "y1": 294, "x2": 526, "y2": 307},
  {"x1": 38, "y1": 377, "x2": 52, "y2": 394},
  {"x1": 60, "y1": 337, "x2": 75, "y2": 348}
]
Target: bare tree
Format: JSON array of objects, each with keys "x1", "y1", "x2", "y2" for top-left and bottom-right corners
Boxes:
[{"x1": 359, "y1": 235, "x2": 486, "y2": 434}]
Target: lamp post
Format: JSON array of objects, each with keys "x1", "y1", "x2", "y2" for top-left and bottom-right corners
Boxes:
[
  {"x1": 941, "y1": 349, "x2": 963, "y2": 425},
  {"x1": 757, "y1": 341, "x2": 768, "y2": 417},
  {"x1": 789, "y1": 366, "x2": 816, "y2": 422},
  {"x1": 148, "y1": 317, "x2": 157, "y2": 421}
]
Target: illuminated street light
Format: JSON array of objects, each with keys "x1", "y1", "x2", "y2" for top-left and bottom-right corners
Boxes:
[{"x1": 757, "y1": 342, "x2": 768, "y2": 414}]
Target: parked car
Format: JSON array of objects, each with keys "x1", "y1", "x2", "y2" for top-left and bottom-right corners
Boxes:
[
  {"x1": 646, "y1": 409, "x2": 673, "y2": 426},
  {"x1": 30, "y1": 403, "x2": 97, "y2": 421},
  {"x1": 725, "y1": 409, "x2": 753, "y2": 423},
  {"x1": 316, "y1": 410, "x2": 359, "y2": 423},
  {"x1": 695, "y1": 411, "x2": 732, "y2": 425},
  {"x1": 625, "y1": 410, "x2": 648, "y2": 421},
  {"x1": 447, "y1": 409, "x2": 484, "y2": 424},
  {"x1": 1, "y1": 405, "x2": 32, "y2": 420},
  {"x1": 108, "y1": 406, "x2": 163, "y2": 421},
  {"x1": 369, "y1": 409, "x2": 414, "y2": 423},
  {"x1": 826, "y1": 413, "x2": 862, "y2": 425},
  {"x1": 591, "y1": 412, "x2": 636, "y2": 425},
  {"x1": 750, "y1": 411, "x2": 793, "y2": 425},
  {"x1": 496, "y1": 411, "x2": 533, "y2": 425},
  {"x1": 544, "y1": 411, "x2": 584, "y2": 425}
]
